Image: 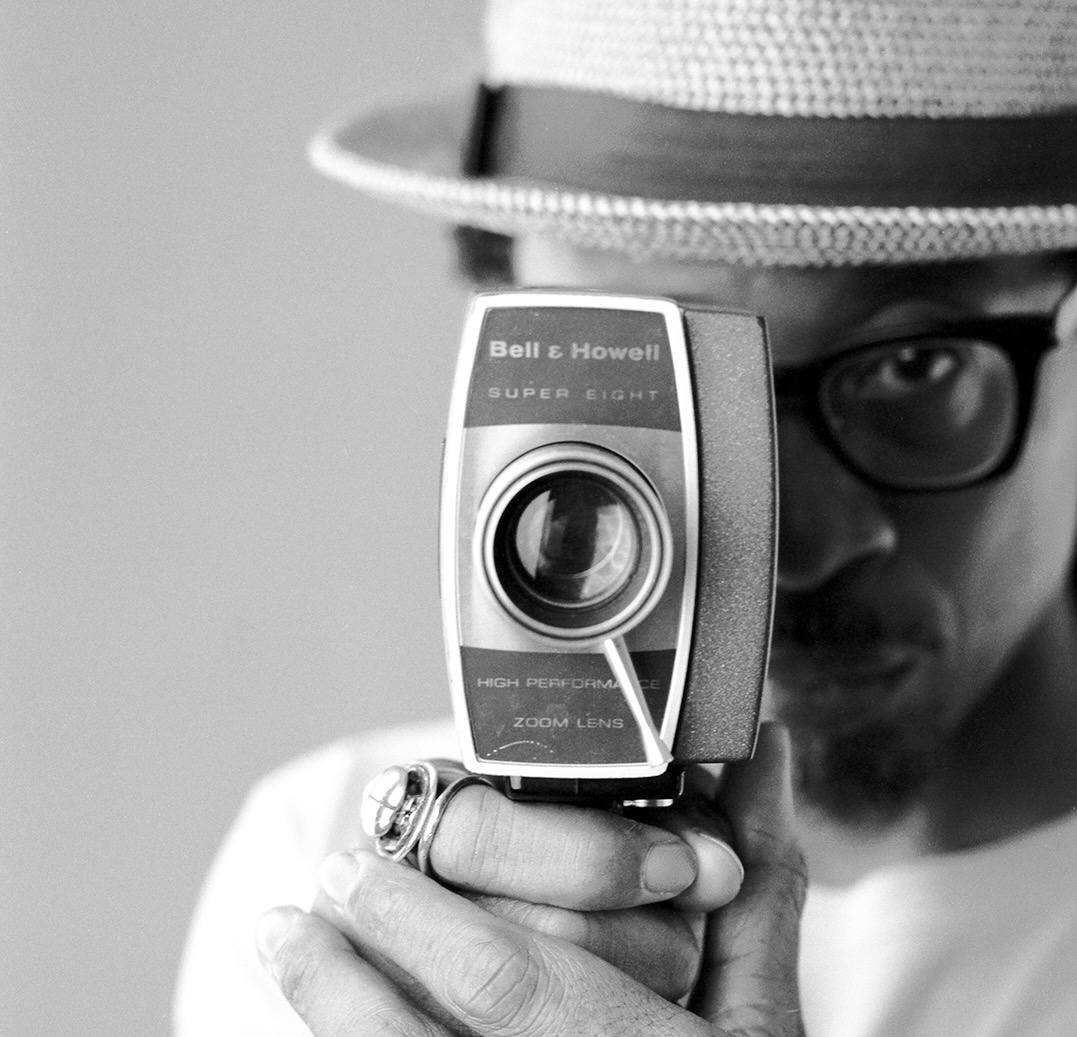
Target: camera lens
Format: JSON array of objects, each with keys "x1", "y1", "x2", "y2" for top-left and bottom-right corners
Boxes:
[
  {"x1": 502, "y1": 474, "x2": 641, "y2": 611},
  {"x1": 480, "y1": 445, "x2": 672, "y2": 640}
]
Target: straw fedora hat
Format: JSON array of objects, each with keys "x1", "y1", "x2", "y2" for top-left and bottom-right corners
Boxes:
[{"x1": 309, "y1": 0, "x2": 1077, "y2": 267}]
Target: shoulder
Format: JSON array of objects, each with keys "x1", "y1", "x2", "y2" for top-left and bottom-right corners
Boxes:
[{"x1": 173, "y1": 717, "x2": 458, "y2": 1036}]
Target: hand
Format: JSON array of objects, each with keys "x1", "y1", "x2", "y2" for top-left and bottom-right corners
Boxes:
[
  {"x1": 257, "y1": 724, "x2": 806, "y2": 1036},
  {"x1": 317, "y1": 732, "x2": 748, "y2": 1002},
  {"x1": 340, "y1": 754, "x2": 748, "y2": 1001},
  {"x1": 338, "y1": 740, "x2": 750, "y2": 1001}
]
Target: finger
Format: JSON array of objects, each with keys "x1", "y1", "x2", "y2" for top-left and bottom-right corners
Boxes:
[
  {"x1": 316, "y1": 878, "x2": 703, "y2": 1002},
  {"x1": 255, "y1": 906, "x2": 450, "y2": 1037},
  {"x1": 638, "y1": 796, "x2": 745, "y2": 912},
  {"x1": 319, "y1": 849, "x2": 699, "y2": 1037},
  {"x1": 426, "y1": 783, "x2": 698, "y2": 909},
  {"x1": 463, "y1": 894, "x2": 703, "y2": 1002},
  {"x1": 690, "y1": 722, "x2": 807, "y2": 1036}
]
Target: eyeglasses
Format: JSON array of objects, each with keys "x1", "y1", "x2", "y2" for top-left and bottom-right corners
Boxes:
[{"x1": 772, "y1": 314, "x2": 1060, "y2": 491}]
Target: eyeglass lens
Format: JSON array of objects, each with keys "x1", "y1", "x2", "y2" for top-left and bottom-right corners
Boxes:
[{"x1": 820, "y1": 338, "x2": 1019, "y2": 489}]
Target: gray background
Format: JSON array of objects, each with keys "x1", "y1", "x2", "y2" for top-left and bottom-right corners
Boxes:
[{"x1": 4, "y1": 2, "x2": 481, "y2": 1033}]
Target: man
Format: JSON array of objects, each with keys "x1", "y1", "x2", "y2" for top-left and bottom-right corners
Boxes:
[{"x1": 175, "y1": 1, "x2": 1077, "y2": 1034}]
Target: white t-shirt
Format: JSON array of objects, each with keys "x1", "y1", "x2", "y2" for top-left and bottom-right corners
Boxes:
[
  {"x1": 174, "y1": 719, "x2": 1077, "y2": 1036},
  {"x1": 800, "y1": 806, "x2": 1077, "y2": 1037}
]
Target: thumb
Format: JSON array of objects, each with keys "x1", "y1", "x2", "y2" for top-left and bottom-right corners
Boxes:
[{"x1": 690, "y1": 722, "x2": 806, "y2": 1037}]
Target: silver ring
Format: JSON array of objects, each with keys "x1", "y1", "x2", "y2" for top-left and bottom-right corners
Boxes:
[{"x1": 360, "y1": 758, "x2": 494, "y2": 877}]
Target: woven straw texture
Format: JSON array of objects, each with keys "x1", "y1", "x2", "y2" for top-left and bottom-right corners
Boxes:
[
  {"x1": 311, "y1": 0, "x2": 1077, "y2": 266},
  {"x1": 312, "y1": 149, "x2": 1077, "y2": 265},
  {"x1": 486, "y1": 0, "x2": 1077, "y2": 117}
]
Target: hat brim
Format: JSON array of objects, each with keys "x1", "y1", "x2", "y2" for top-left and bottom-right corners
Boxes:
[{"x1": 309, "y1": 90, "x2": 1077, "y2": 267}]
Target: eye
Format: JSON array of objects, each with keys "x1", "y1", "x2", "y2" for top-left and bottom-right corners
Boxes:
[
  {"x1": 844, "y1": 345, "x2": 960, "y2": 401},
  {"x1": 821, "y1": 337, "x2": 1019, "y2": 488}
]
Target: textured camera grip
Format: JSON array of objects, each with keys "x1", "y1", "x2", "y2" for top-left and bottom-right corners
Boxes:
[{"x1": 674, "y1": 309, "x2": 776, "y2": 762}]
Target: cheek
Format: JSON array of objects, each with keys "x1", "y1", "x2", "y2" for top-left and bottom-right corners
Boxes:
[
  {"x1": 1006, "y1": 347, "x2": 1077, "y2": 600},
  {"x1": 896, "y1": 346, "x2": 1077, "y2": 664}
]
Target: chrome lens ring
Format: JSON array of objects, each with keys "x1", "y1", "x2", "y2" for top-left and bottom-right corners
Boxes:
[{"x1": 478, "y1": 444, "x2": 673, "y2": 643}]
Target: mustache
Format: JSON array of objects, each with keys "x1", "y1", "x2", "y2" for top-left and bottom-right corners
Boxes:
[{"x1": 772, "y1": 590, "x2": 937, "y2": 651}]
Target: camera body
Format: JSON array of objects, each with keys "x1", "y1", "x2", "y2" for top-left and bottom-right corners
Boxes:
[{"x1": 441, "y1": 290, "x2": 775, "y2": 804}]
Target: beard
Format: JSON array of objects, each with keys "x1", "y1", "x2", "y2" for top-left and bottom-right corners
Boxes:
[
  {"x1": 768, "y1": 580, "x2": 958, "y2": 830},
  {"x1": 784, "y1": 715, "x2": 945, "y2": 829},
  {"x1": 771, "y1": 598, "x2": 956, "y2": 827},
  {"x1": 765, "y1": 540, "x2": 1067, "y2": 831}
]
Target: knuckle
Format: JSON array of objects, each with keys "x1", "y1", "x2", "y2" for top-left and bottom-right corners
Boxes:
[
  {"x1": 276, "y1": 943, "x2": 329, "y2": 1020},
  {"x1": 436, "y1": 787, "x2": 512, "y2": 887},
  {"x1": 562, "y1": 817, "x2": 650, "y2": 909},
  {"x1": 360, "y1": 1004, "x2": 444, "y2": 1037},
  {"x1": 741, "y1": 824, "x2": 809, "y2": 905},
  {"x1": 784, "y1": 846, "x2": 809, "y2": 911},
  {"x1": 441, "y1": 921, "x2": 551, "y2": 1034},
  {"x1": 763, "y1": 842, "x2": 809, "y2": 914},
  {"x1": 360, "y1": 869, "x2": 425, "y2": 943},
  {"x1": 276, "y1": 921, "x2": 444, "y2": 1037}
]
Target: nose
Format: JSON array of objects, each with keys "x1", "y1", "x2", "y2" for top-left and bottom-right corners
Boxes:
[{"x1": 776, "y1": 410, "x2": 898, "y2": 593}]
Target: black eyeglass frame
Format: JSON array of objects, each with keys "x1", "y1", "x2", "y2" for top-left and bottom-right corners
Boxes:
[{"x1": 771, "y1": 313, "x2": 1061, "y2": 492}]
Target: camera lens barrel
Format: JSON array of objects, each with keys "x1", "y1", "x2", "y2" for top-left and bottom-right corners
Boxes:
[{"x1": 479, "y1": 444, "x2": 673, "y2": 642}]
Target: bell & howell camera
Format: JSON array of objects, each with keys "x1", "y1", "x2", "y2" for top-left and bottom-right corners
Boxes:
[{"x1": 441, "y1": 290, "x2": 776, "y2": 805}]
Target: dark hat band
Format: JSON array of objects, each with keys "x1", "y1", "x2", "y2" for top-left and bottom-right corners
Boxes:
[{"x1": 470, "y1": 84, "x2": 1077, "y2": 208}]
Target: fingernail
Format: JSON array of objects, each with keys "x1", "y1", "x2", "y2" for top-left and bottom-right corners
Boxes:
[
  {"x1": 693, "y1": 831, "x2": 745, "y2": 896},
  {"x1": 319, "y1": 851, "x2": 361, "y2": 907},
  {"x1": 255, "y1": 906, "x2": 302, "y2": 970},
  {"x1": 642, "y1": 841, "x2": 697, "y2": 894}
]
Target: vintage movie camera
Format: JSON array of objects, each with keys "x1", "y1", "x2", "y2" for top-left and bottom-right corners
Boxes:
[{"x1": 441, "y1": 290, "x2": 776, "y2": 805}]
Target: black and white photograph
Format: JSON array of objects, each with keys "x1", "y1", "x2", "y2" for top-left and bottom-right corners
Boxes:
[{"x1": 7, "y1": 2, "x2": 1077, "y2": 1035}]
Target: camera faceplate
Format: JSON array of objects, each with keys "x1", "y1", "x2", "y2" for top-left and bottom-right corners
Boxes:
[{"x1": 441, "y1": 291, "x2": 774, "y2": 788}]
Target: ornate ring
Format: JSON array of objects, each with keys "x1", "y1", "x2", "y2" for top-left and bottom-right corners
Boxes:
[{"x1": 360, "y1": 758, "x2": 494, "y2": 879}]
